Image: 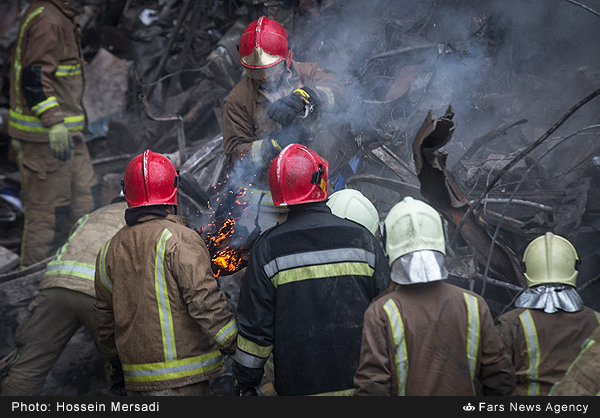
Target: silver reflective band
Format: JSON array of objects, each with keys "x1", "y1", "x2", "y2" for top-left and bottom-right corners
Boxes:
[
  {"x1": 123, "y1": 355, "x2": 223, "y2": 377},
  {"x1": 235, "y1": 349, "x2": 268, "y2": 369},
  {"x1": 46, "y1": 263, "x2": 95, "y2": 279},
  {"x1": 263, "y1": 248, "x2": 376, "y2": 279}
]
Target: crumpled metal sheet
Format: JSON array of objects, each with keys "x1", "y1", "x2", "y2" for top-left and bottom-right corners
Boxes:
[
  {"x1": 412, "y1": 105, "x2": 527, "y2": 287},
  {"x1": 515, "y1": 284, "x2": 584, "y2": 313}
]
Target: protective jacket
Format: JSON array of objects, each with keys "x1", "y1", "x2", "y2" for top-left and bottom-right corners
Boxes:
[
  {"x1": 94, "y1": 213, "x2": 238, "y2": 392},
  {"x1": 549, "y1": 325, "x2": 600, "y2": 396},
  {"x1": 496, "y1": 306, "x2": 600, "y2": 396},
  {"x1": 221, "y1": 60, "x2": 345, "y2": 170},
  {"x1": 354, "y1": 281, "x2": 516, "y2": 396},
  {"x1": 9, "y1": 0, "x2": 86, "y2": 142},
  {"x1": 233, "y1": 202, "x2": 391, "y2": 396},
  {"x1": 39, "y1": 201, "x2": 127, "y2": 297}
]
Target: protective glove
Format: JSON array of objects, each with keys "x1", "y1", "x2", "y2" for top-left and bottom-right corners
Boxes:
[
  {"x1": 48, "y1": 122, "x2": 74, "y2": 161},
  {"x1": 109, "y1": 359, "x2": 127, "y2": 396},
  {"x1": 267, "y1": 86, "x2": 320, "y2": 126},
  {"x1": 235, "y1": 385, "x2": 258, "y2": 396}
]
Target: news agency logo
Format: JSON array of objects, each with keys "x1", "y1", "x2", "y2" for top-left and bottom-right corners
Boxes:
[{"x1": 463, "y1": 403, "x2": 475, "y2": 412}]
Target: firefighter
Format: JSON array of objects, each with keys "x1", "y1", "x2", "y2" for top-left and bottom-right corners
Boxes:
[
  {"x1": 93, "y1": 150, "x2": 238, "y2": 396},
  {"x1": 0, "y1": 196, "x2": 127, "y2": 396},
  {"x1": 549, "y1": 325, "x2": 600, "y2": 396},
  {"x1": 9, "y1": 0, "x2": 101, "y2": 269},
  {"x1": 326, "y1": 188, "x2": 381, "y2": 237},
  {"x1": 220, "y1": 15, "x2": 345, "y2": 236},
  {"x1": 232, "y1": 144, "x2": 390, "y2": 396},
  {"x1": 353, "y1": 196, "x2": 516, "y2": 396},
  {"x1": 495, "y1": 232, "x2": 600, "y2": 396}
]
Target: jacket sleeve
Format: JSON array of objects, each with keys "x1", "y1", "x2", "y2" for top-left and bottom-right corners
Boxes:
[
  {"x1": 298, "y1": 62, "x2": 346, "y2": 113},
  {"x1": 93, "y1": 241, "x2": 119, "y2": 362},
  {"x1": 478, "y1": 300, "x2": 516, "y2": 395},
  {"x1": 170, "y1": 232, "x2": 238, "y2": 353},
  {"x1": 20, "y1": 11, "x2": 65, "y2": 127},
  {"x1": 222, "y1": 88, "x2": 256, "y2": 167},
  {"x1": 232, "y1": 235, "x2": 277, "y2": 391},
  {"x1": 353, "y1": 303, "x2": 393, "y2": 396}
]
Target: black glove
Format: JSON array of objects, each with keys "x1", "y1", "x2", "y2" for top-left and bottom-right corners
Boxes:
[
  {"x1": 110, "y1": 359, "x2": 127, "y2": 396},
  {"x1": 267, "y1": 87, "x2": 320, "y2": 125},
  {"x1": 237, "y1": 386, "x2": 259, "y2": 396}
]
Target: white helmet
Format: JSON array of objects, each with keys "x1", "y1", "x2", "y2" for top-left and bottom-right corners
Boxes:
[
  {"x1": 384, "y1": 197, "x2": 445, "y2": 266},
  {"x1": 327, "y1": 189, "x2": 379, "y2": 235},
  {"x1": 522, "y1": 232, "x2": 579, "y2": 288}
]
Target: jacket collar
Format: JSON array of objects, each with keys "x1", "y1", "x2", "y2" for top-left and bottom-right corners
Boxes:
[
  {"x1": 287, "y1": 201, "x2": 331, "y2": 217},
  {"x1": 45, "y1": 0, "x2": 80, "y2": 19}
]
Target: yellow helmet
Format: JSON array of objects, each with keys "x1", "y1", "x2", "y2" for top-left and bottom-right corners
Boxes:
[
  {"x1": 522, "y1": 232, "x2": 579, "y2": 288},
  {"x1": 327, "y1": 189, "x2": 380, "y2": 235},
  {"x1": 383, "y1": 197, "x2": 445, "y2": 266}
]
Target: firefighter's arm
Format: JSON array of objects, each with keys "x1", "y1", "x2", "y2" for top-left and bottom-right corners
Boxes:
[
  {"x1": 171, "y1": 233, "x2": 238, "y2": 354},
  {"x1": 93, "y1": 242, "x2": 119, "y2": 363},
  {"x1": 20, "y1": 14, "x2": 64, "y2": 127},
  {"x1": 222, "y1": 94, "x2": 256, "y2": 167},
  {"x1": 353, "y1": 304, "x2": 394, "y2": 396},
  {"x1": 232, "y1": 238, "x2": 277, "y2": 394},
  {"x1": 478, "y1": 302, "x2": 516, "y2": 395}
]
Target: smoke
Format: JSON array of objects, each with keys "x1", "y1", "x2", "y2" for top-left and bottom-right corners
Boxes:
[{"x1": 288, "y1": 0, "x2": 600, "y2": 170}]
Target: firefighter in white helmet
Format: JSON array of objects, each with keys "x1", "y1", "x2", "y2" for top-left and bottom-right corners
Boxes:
[
  {"x1": 326, "y1": 189, "x2": 380, "y2": 237},
  {"x1": 496, "y1": 232, "x2": 600, "y2": 396},
  {"x1": 354, "y1": 196, "x2": 515, "y2": 396}
]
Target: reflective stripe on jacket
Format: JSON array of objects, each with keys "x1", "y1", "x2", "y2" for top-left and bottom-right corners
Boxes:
[
  {"x1": 9, "y1": 0, "x2": 86, "y2": 142},
  {"x1": 94, "y1": 214, "x2": 237, "y2": 391},
  {"x1": 354, "y1": 281, "x2": 516, "y2": 396},
  {"x1": 39, "y1": 201, "x2": 127, "y2": 297},
  {"x1": 496, "y1": 306, "x2": 600, "y2": 396}
]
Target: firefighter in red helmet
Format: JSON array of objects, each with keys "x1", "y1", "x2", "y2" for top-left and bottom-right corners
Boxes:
[
  {"x1": 232, "y1": 144, "x2": 390, "y2": 396},
  {"x1": 93, "y1": 150, "x2": 238, "y2": 396},
  {"x1": 220, "y1": 15, "x2": 346, "y2": 238}
]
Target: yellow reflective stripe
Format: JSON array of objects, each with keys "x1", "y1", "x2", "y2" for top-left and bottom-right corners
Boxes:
[
  {"x1": 55, "y1": 64, "x2": 82, "y2": 76},
  {"x1": 44, "y1": 261, "x2": 95, "y2": 281},
  {"x1": 311, "y1": 389, "x2": 354, "y2": 396},
  {"x1": 155, "y1": 229, "x2": 176, "y2": 362},
  {"x1": 519, "y1": 309, "x2": 540, "y2": 396},
  {"x1": 383, "y1": 299, "x2": 407, "y2": 396},
  {"x1": 464, "y1": 293, "x2": 480, "y2": 393},
  {"x1": 315, "y1": 86, "x2": 335, "y2": 112},
  {"x1": 270, "y1": 138, "x2": 283, "y2": 152},
  {"x1": 213, "y1": 319, "x2": 238, "y2": 345},
  {"x1": 237, "y1": 335, "x2": 273, "y2": 358},
  {"x1": 271, "y1": 263, "x2": 374, "y2": 288},
  {"x1": 14, "y1": 7, "x2": 45, "y2": 111},
  {"x1": 99, "y1": 343, "x2": 118, "y2": 358},
  {"x1": 123, "y1": 351, "x2": 224, "y2": 383},
  {"x1": 31, "y1": 96, "x2": 59, "y2": 116},
  {"x1": 99, "y1": 239, "x2": 113, "y2": 293},
  {"x1": 251, "y1": 139, "x2": 265, "y2": 168},
  {"x1": 9, "y1": 110, "x2": 84, "y2": 132},
  {"x1": 238, "y1": 188, "x2": 274, "y2": 206},
  {"x1": 594, "y1": 311, "x2": 600, "y2": 324}
]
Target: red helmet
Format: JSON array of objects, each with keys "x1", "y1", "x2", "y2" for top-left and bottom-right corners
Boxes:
[
  {"x1": 268, "y1": 144, "x2": 328, "y2": 206},
  {"x1": 122, "y1": 150, "x2": 178, "y2": 208},
  {"x1": 239, "y1": 16, "x2": 292, "y2": 69}
]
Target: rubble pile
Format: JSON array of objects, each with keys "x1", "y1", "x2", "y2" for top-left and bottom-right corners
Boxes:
[{"x1": 1, "y1": 0, "x2": 600, "y2": 395}]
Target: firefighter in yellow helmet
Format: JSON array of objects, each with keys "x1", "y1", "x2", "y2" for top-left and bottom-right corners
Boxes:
[
  {"x1": 354, "y1": 196, "x2": 515, "y2": 396},
  {"x1": 326, "y1": 189, "x2": 381, "y2": 237},
  {"x1": 496, "y1": 232, "x2": 600, "y2": 396}
]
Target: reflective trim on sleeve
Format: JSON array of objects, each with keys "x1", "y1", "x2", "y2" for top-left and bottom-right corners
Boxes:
[
  {"x1": 519, "y1": 309, "x2": 540, "y2": 396},
  {"x1": 251, "y1": 139, "x2": 265, "y2": 168},
  {"x1": 13, "y1": 7, "x2": 45, "y2": 112},
  {"x1": 55, "y1": 64, "x2": 82, "y2": 76},
  {"x1": 213, "y1": 318, "x2": 238, "y2": 345},
  {"x1": 99, "y1": 343, "x2": 119, "y2": 358},
  {"x1": 315, "y1": 86, "x2": 335, "y2": 112},
  {"x1": 383, "y1": 299, "x2": 408, "y2": 396},
  {"x1": 237, "y1": 334, "x2": 273, "y2": 358},
  {"x1": 123, "y1": 351, "x2": 224, "y2": 383},
  {"x1": 31, "y1": 96, "x2": 59, "y2": 116},
  {"x1": 594, "y1": 311, "x2": 600, "y2": 324},
  {"x1": 98, "y1": 239, "x2": 113, "y2": 293},
  {"x1": 464, "y1": 293, "x2": 481, "y2": 394},
  {"x1": 45, "y1": 261, "x2": 95, "y2": 281},
  {"x1": 155, "y1": 229, "x2": 176, "y2": 363},
  {"x1": 9, "y1": 110, "x2": 84, "y2": 132}
]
